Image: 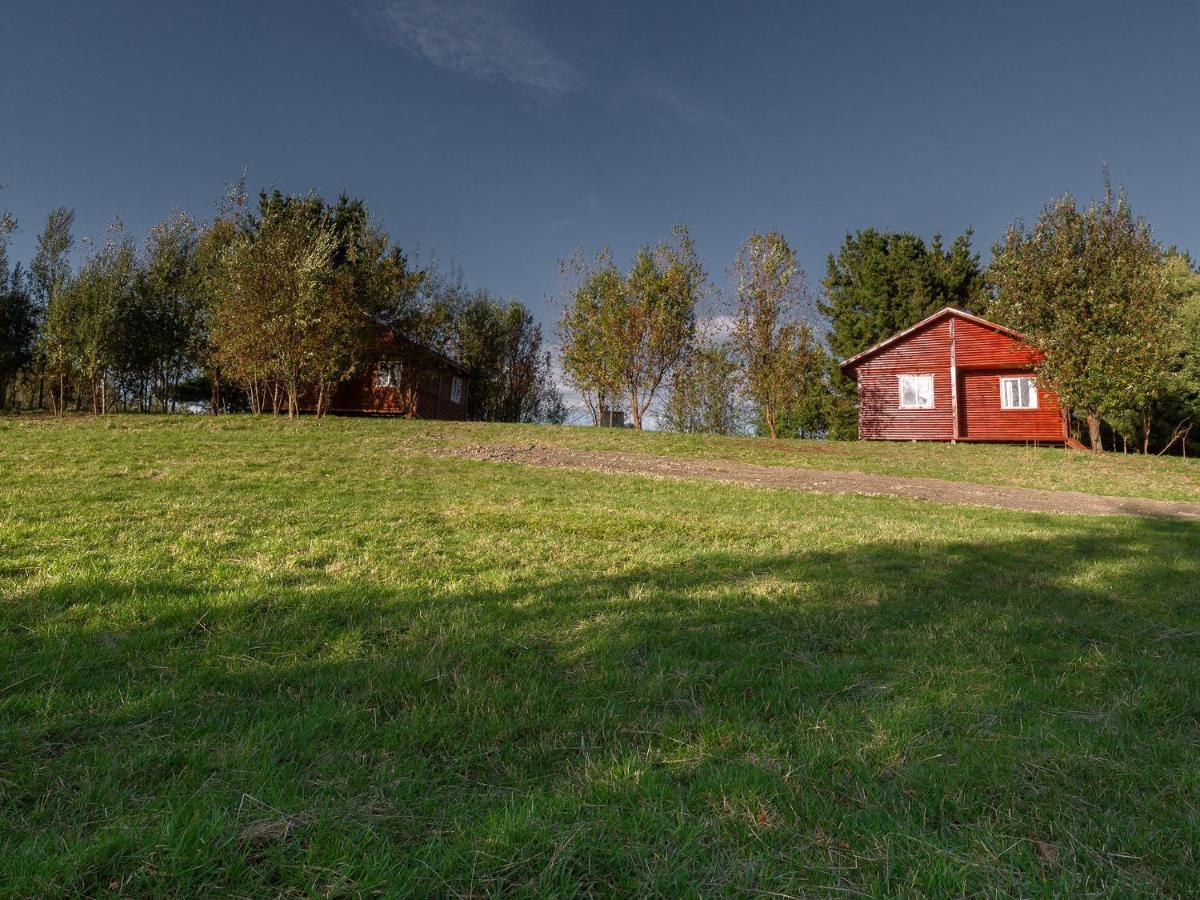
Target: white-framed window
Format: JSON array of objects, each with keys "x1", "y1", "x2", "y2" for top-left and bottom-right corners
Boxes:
[
  {"x1": 898, "y1": 374, "x2": 935, "y2": 409},
  {"x1": 375, "y1": 360, "x2": 401, "y2": 389},
  {"x1": 450, "y1": 376, "x2": 463, "y2": 404},
  {"x1": 1000, "y1": 376, "x2": 1038, "y2": 409}
]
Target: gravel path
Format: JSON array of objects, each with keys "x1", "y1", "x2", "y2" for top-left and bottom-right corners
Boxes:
[{"x1": 441, "y1": 444, "x2": 1200, "y2": 520}]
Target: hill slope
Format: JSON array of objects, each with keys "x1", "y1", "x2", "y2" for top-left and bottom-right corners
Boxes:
[{"x1": 2, "y1": 417, "x2": 1198, "y2": 895}]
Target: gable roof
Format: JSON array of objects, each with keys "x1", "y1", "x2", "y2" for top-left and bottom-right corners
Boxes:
[{"x1": 838, "y1": 307, "x2": 1029, "y2": 371}]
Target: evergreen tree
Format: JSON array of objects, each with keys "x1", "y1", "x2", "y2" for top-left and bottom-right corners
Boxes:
[{"x1": 819, "y1": 228, "x2": 984, "y2": 360}]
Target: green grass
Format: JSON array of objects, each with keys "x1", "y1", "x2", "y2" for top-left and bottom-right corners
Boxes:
[
  {"x1": 2, "y1": 416, "x2": 1199, "y2": 896},
  {"x1": 388, "y1": 418, "x2": 1200, "y2": 503}
]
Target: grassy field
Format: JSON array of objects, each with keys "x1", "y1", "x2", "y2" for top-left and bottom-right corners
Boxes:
[
  {"x1": 2, "y1": 416, "x2": 1199, "y2": 896},
  {"x1": 393, "y1": 419, "x2": 1200, "y2": 503}
]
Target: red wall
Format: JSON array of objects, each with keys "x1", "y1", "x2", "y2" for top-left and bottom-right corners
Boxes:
[
  {"x1": 959, "y1": 371, "x2": 1064, "y2": 441},
  {"x1": 850, "y1": 313, "x2": 1065, "y2": 442},
  {"x1": 954, "y1": 318, "x2": 1040, "y2": 369},
  {"x1": 300, "y1": 364, "x2": 468, "y2": 420},
  {"x1": 320, "y1": 368, "x2": 467, "y2": 420},
  {"x1": 855, "y1": 318, "x2": 955, "y2": 440}
]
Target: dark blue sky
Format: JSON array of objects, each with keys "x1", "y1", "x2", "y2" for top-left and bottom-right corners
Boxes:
[{"x1": 3, "y1": 0, "x2": 1198, "y2": 328}]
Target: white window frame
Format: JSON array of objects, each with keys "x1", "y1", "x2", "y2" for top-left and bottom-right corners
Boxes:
[
  {"x1": 450, "y1": 376, "x2": 463, "y2": 405},
  {"x1": 897, "y1": 374, "x2": 935, "y2": 409},
  {"x1": 375, "y1": 360, "x2": 401, "y2": 389},
  {"x1": 999, "y1": 376, "x2": 1038, "y2": 410}
]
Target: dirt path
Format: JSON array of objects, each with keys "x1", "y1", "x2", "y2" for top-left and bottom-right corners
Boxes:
[{"x1": 441, "y1": 444, "x2": 1200, "y2": 520}]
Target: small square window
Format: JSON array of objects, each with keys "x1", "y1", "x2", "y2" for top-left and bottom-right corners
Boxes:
[
  {"x1": 375, "y1": 360, "x2": 401, "y2": 389},
  {"x1": 898, "y1": 374, "x2": 934, "y2": 409},
  {"x1": 1000, "y1": 376, "x2": 1038, "y2": 409},
  {"x1": 450, "y1": 376, "x2": 463, "y2": 405}
]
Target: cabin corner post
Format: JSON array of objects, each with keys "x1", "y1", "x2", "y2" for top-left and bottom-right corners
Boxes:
[{"x1": 949, "y1": 317, "x2": 960, "y2": 442}]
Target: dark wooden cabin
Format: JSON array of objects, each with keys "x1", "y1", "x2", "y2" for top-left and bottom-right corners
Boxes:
[
  {"x1": 301, "y1": 332, "x2": 470, "y2": 419},
  {"x1": 839, "y1": 307, "x2": 1067, "y2": 443}
]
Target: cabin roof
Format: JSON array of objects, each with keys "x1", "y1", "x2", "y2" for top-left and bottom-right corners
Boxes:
[{"x1": 838, "y1": 307, "x2": 1028, "y2": 371}]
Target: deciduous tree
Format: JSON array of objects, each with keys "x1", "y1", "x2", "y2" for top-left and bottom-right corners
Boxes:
[
  {"x1": 0, "y1": 209, "x2": 37, "y2": 408},
  {"x1": 987, "y1": 177, "x2": 1172, "y2": 451},
  {"x1": 31, "y1": 208, "x2": 75, "y2": 414},
  {"x1": 730, "y1": 230, "x2": 819, "y2": 439},
  {"x1": 210, "y1": 195, "x2": 337, "y2": 417},
  {"x1": 453, "y1": 290, "x2": 561, "y2": 422},
  {"x1": 559, "y1": 226, "x2": 705, "y2": 429},
  {"x1": 661, "y1": 339, "x2": 744, "y2": 435},
  {"x1": 104, "y1": 211, "x2": 206, "y2": 412},
  {"x1": 59, "y1": 221, "x2": 138, "y2": 414}
]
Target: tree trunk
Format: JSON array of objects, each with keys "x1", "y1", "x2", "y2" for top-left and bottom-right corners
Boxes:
[
  {"x1": 765, "y1": 406, "x2": 778, "y2": 440},
  {"x1": 1143, "y1": 409, "x2": 1151, "y2": 455},
  {"x1": 1086, "y1": 412, "x2": 1102, "y2": 452},
  {"x1": 210, "y1": 369, "x2": 222, "y2": 414},
  {"x1": 629, "y1": 390, "x2": 642, "y2": 430}
]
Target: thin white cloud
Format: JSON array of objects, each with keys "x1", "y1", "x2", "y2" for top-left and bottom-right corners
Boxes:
[{"x1": 355, "y1": 0, "x2": 576, "y2": 100}]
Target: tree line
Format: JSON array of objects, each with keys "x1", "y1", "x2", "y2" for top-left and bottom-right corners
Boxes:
[
  {"x1": 0, "y1": 183, "x2": 561, "y2": 422},
  {"x1": 3, "y1": 173, "x2": 1197, "y2": 454},
  {"x1": 558, "y1": 224, "x2": 990, "y2": 441},
  {"x1": 558, "y1": 175, "x2": 1199, "y2": 455}
]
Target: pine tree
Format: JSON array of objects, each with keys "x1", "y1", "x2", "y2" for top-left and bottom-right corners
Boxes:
[{"x1": 819, "y1": 228, "x2": 984, "y2": 360}]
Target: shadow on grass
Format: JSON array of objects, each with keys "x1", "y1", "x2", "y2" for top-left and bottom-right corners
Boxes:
[{"x1": 3, "y1": 518, "x2": 1200, "y2": 895}]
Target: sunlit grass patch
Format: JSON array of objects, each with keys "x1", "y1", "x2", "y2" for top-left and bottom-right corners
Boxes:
[{"x1": 1, "y1": 415, "x2": 1198, "y2": 895}]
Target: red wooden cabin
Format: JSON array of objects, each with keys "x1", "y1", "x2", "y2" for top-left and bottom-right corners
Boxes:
[
  {"x1": 839, "y1": 307, "x2": 1067, "y2": 443},
  {"x1": 299, "y1": 332, "x2": 470, "y2": 419}
]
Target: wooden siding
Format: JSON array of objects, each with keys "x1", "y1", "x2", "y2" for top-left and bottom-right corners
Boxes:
[
  {"x1": 297, "y1": 331, "x2": 469, "y2": 420},
  {"x1": 855, "y1": 318, "x2": 955, "y2": 440},
  {"x1": 959, "y1": 370, "x2": 1064, "y2": 442},
  {"x1": 846, "y1": 309, "x2": 1066, "y2": 443},
  {"x1": 318, "y1": 367, "x2": 468, "y2": 420},
  {"x1": 953, "y1": 318, "x2": 1042, "y2": 369}
]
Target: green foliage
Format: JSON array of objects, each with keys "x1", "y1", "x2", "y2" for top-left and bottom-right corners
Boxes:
[
  {"x1": 452, "y1": 289, "x2": 561, "y2": 423},
  {"x1": 209, "y1": 194, "x2": 339, "y2": 415},
  {"x1": 1157, "y1": 251, "x2": 1200, "y2": 453},
  {"x1": 124, "y1": 211, "x2": 204, "y2": 410},
  {"x1": 819, "y1": 228, "x2": 985, "y2": 360},
  {"x1": 30, "y1": 208, "x2": 76, "y2": 413},
  {"x1": 987, "y1": 177, "x2": 1172, "y2": 450},
  {"x1": 399, "y1": 261, "x2": 562, "y2": 423},
  {"x1": 206, "y1": 191, "x2": 423, "y2": 416},
  {"x1": 29, "y1": 207, "x2": 75, "y2": 314},
  {"x1": 0, "y1": 208, "x2": 37, "y2": 407},
  {"x1": 661, "y1": 339, "x2": 745, "y2": 435},
  {"x1": 44, "y1": 221, "x2": 138, "y2": 413},
  {"x1": 559, "y1": 226, "x2": 706, "y2": 429},
  {"x1": 730, "y1": 230, "x2": 825, "y2": 439},
  {"x1": 764, "y1": 343, "x2": 841, "y2": 439}
]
